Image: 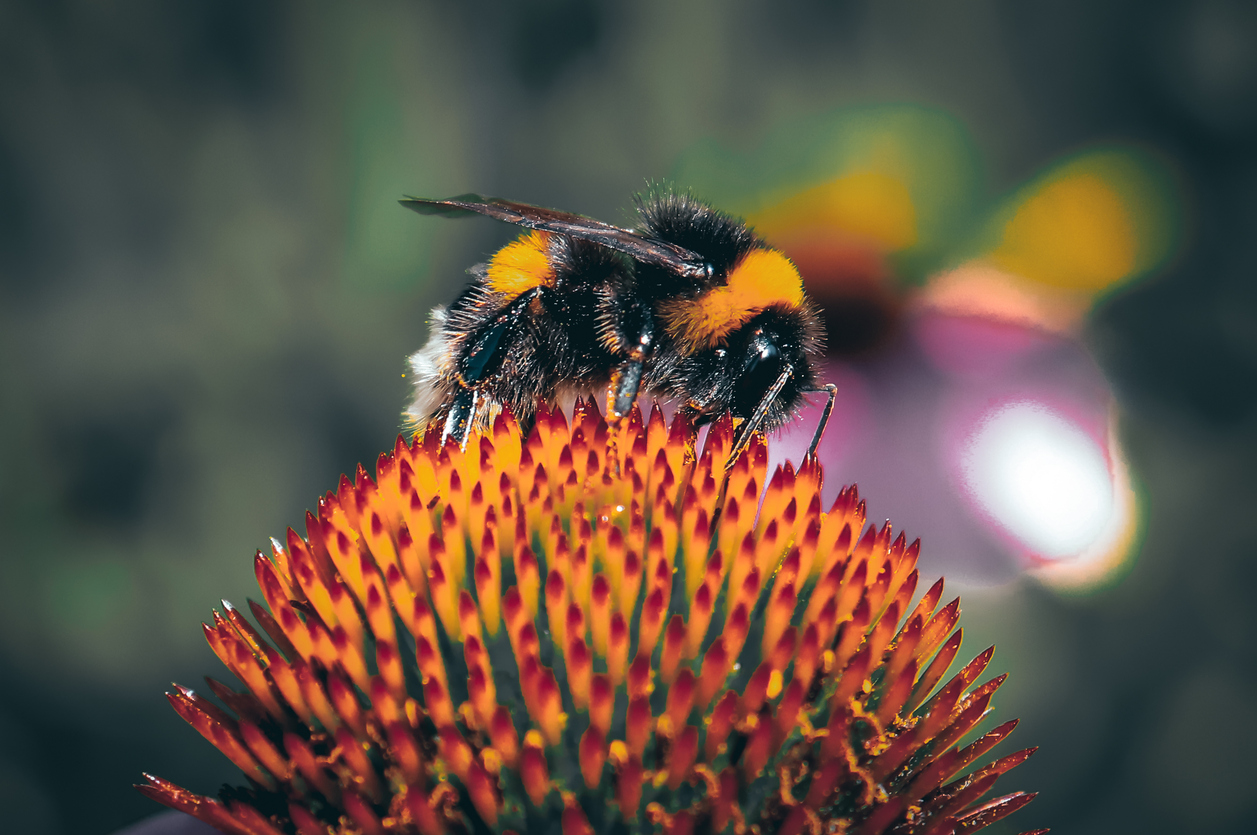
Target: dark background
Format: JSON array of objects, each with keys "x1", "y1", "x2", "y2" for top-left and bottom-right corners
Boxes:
[{"x1": 2, "y1": 2, "x2": 1256, "y2": 834}]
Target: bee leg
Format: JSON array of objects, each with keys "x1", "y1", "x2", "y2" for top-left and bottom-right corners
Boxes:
[
  {"x1": 605, "y1": 358, "x2": 641, "y2": 477},
  {"x1": 675, "y1": 403, "x2": 706, "y2": 425},
  {"x1": 600, "y1": 300, "x2": 653, "y2": 417},
  {"x1": 459, "y1": 287, "x2": 544, "y2": 387},
  {"x1": 605, "y1": 308, "x2": 655, "y2": 474},
  {"x1": 441, "y1": 387, "x2": 478, "y2": 448},
  {"x1": 444, "y1": 286, "x2": 546, "y2": 448},
  {"x1": 674, "y1": 403, "x2": 709, "y2": 467},
  {"x1": 608, "y1": 359, "x2": 644, "y2": 421},
  {"x1": 605, "y1": 305, "x2": 654, "y2": 419},
  {"x1": 801, "y1": 384, "x2": 839, "y2": 461}
]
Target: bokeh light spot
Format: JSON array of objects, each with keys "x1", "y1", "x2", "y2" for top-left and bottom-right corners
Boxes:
[
  {"x1": 962, "y1": 401, "x2": 1113, "y2": 559},
  {"x1": 986, "y1": 148, "x2": 1181, "y2": 294},
  {"x1": 752, "y1": 170, "x2": 918, "y2": 251},
  {"x1": 994, "y1": 173, "x2": 1136, "y2": 290}
]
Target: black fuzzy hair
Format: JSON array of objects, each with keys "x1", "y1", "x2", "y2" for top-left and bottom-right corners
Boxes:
[{"x1": 633, "y1": 189, "x2": 760, "y2": 278}]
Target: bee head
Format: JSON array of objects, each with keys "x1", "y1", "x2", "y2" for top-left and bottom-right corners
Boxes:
[{"x1": 688, "y1": 306, "x2": 822, "y2": 429}]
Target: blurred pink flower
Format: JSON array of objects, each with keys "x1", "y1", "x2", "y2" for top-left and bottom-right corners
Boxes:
[
  {"x1": 675, "y1": 105, "x2": 1177, "y2": 587},
  {"x1": 772, "y1": 310, "x2": 1135, "y2": 587}
]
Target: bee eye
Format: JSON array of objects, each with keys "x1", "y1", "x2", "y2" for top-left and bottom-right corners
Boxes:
[
  {"x1": 733, "y1": 333, "x2": 784, "y2": 419},
  {"x1": 743, "y1": 334, "x2": 780, "y2": 372}
]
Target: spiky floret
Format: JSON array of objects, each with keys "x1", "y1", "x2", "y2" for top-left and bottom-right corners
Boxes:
[{"x1": 141, "y1": 402, "x2": 1042, "y2": 835}]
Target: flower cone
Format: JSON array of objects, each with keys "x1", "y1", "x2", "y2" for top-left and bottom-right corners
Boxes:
[{"x1": 141, "y1": 400, "x2": 1042, "y2": 835}]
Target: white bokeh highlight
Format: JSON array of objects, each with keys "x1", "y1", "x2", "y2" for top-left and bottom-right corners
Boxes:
[{"x1": 961, "y1": 401, "x2": 1114, "y2": 559}]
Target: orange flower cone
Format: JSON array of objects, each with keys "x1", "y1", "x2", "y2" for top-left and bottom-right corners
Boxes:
[{"x1": 140, "y1": 400, "x2": 1043, "y2": 834}]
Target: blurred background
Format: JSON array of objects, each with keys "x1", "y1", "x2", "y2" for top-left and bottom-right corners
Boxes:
[{"x1": 2, "y1": 1, "x2": 1256, "y2": 833}]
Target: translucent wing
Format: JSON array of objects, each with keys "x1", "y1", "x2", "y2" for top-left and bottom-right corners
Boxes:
[{"x1": 401, "y1": 194, "x2": 712, "y2": 280}]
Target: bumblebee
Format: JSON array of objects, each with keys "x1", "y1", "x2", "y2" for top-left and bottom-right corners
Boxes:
[{"x1": 401, "y1": 190, "x2": 836, "y2": 462}]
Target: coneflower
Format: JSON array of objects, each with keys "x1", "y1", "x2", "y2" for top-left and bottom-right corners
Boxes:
[{"x1": 140, "y1": 401, "x2": 1043, "y2": 835}]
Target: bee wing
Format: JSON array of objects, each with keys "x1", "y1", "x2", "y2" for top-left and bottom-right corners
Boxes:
[{"x1": 401, "y1": 194, "x2": 713, "y2": 281}]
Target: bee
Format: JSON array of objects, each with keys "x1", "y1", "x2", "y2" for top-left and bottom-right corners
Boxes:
[{"x1": 400, "y1": 190, "x2": 837, "y2": 464}]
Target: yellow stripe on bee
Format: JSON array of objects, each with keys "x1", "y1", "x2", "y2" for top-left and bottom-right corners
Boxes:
[
  {"x1": 659, "y1": 248, "x2": 805, "y2": 351},
  {"x1": 487, "y1": 231, "x2": 554, "y2": 298}
]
